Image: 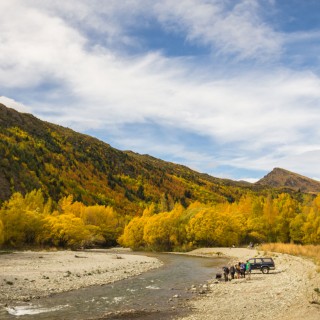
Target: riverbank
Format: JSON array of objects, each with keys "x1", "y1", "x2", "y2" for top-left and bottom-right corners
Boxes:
[
  {"x1": 178, "y1": 247, "x2": 320, "y2": 320},
  {"x1": 0, "y1": 248, "x2": 162, "y2": 304}
]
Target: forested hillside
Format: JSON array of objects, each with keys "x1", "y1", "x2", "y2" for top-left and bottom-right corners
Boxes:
[
  {"x1": 0, "y1": 103, "x2": 254, "y2": 215},
  {"x1": 1, "y1": 104, "x2": 319, "y2": 250}
]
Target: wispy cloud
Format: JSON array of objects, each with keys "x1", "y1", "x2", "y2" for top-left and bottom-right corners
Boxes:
[
  {"x1": 1, "y1": 0, "x2": 320, "y2": 180},
  {"x1": 154, "y1": 0, "x2": 282, "y2": 60}
]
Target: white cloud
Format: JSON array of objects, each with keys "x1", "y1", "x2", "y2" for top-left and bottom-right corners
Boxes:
[
  {"x1": 154, "y1": 0, "x2": 282, "y2": 60},
  {"x1": 1, "y1": 1, "x2": 320, "y2": 180},
  {"x1": 239, "y1": 178, "x2": 259, "y2": 183},
  {"x1": 0, "y1": 96, "x2": 30, "y2": 113}
]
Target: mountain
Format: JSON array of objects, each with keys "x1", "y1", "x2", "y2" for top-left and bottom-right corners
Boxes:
[
  {"x1": 256, "y1": 167, "x2": 320, "y2": 193},
  {"x1": 0, "y1": 103, "x2": 254, "y2": 214}
]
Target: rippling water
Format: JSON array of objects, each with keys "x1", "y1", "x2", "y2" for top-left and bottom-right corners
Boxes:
[{"x1": 1, "y1": 252, "x2": 227, "y2": 320}]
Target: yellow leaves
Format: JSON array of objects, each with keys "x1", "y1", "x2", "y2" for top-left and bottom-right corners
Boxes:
[
  {"x1": 2, "y1": 188, "x2": 320, "y2": 250},
  {"x1": 0, "y1": 220, "x2": 4, "y2": 245},
  {"x1": 120, "y1": 203, "x2": 188, "y2": 251},
  {"x1": 248, "y1": 231, "x2": 266, "y2": 242},
  {"x1": 119, "y1": 192, "x2": 320, "y2": 251},
  {"x1": 118, "y1": 216, "x2": 146, "y2": 249},
  {"x1": 0, "y1": 189, "x2": 125, "y2": 248},
  {"x1": 142, "y1": 204, "x2": 155, "y2": 217},
  {"x1": 314, "y1": 194, "x2": 320, "y2": 212},
  {"x1": 44, "y1": 163, "x2": 59, "y2": 175},
  {"x1": 186, "y1": 205, "x2": 242, "y2": 247},
  {"x1": 7, "y1": 127, "x2": 29, "y2": 139},
  {"x1": 41, "y1": 214, "x2": 91, "y2": 248}
]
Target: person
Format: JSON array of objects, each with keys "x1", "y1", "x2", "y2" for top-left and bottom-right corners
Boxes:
[
  {"x1": 246, "y1": 260, "x2": 252, "y2": 279},
  {"x1": 229, "y1": 265, "x2": 235, "y2": 280},
  {"x1": 235, "y1": 264, "x2": 241, "y2": 279},
  {"x1": 222, "y1": 266, "x2": 229, "y2": 282},
  {"x1": 240, "y1": 262, "x2": 246, "y2": 278}
]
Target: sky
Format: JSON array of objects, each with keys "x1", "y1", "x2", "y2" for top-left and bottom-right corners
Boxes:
[{"x1": 1, "y1": 0, "x2": 320, "y2": 182}]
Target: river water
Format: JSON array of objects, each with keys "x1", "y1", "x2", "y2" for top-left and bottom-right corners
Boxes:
[{"x1": 1, "y1": 252, "x2": 227, "y2": 320}]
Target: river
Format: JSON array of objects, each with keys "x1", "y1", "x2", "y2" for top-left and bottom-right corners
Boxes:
[{"x1": 1, "y1": 252, "x2": 227, "y2": 320}]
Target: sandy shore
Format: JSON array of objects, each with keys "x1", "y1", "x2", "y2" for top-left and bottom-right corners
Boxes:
[
  {"x1": 179, "y1": 247, "x2": 320, "y2": 320},
  {"x1": 0, "y1": 248, "x2": 162, "y2": 304}
]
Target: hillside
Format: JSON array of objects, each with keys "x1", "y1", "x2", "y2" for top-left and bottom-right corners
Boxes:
[
  {"x1": 256, "y1": 167, "x2": 320, "y2": 193},
  {"x1": 0, "y1": 103, "x2": 254, "y2": 215}
]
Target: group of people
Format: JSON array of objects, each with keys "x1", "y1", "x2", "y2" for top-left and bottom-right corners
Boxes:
[{"x1": 221, "y1": 261, "x2": 251, "y2": 281}]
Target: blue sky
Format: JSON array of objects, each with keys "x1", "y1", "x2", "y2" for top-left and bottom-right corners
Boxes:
[{"x1": 1, "y1": 0, "x2": 320, "y2": 182}]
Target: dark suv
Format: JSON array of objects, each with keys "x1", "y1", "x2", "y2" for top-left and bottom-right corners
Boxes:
[{"x1": 247, "y1": 257, "x2": 275, "y2": 274}]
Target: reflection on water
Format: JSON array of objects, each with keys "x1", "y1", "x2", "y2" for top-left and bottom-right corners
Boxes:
[{"x1": 1, "y1": 252, "x2": 227, "y2": 320}]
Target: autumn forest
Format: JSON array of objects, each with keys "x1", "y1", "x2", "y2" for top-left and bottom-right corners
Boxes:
[
  {"x1": 0, "y1": 189, "x2": 320, "y2": 250},
  {"x1": 1, "y1": 104, "x2": 320, "y2": 251}
]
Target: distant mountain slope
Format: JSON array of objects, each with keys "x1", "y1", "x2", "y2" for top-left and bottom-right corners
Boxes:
[
  {"x1": 0, "y1": 103, "x2": 255, "y2": 214},
  {"x1": 256, "y1": 167, "x2": 320, "y2": 193}
]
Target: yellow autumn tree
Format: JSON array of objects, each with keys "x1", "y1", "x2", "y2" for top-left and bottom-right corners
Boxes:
[
  {"x1": 0, "y1": 190, "x2": 49, "y2": 247},
  {"x1": 301, "y1": 208, "x2": 320, "y2": 244},
  {"x1": 118, "y1": 204, "x2": 155, "y2": 249},
  {"x1": 290, "y1": 213, "x2": 305, "y2": 243},
  {"x1": 143, "y1": 203, "x2": 186, "y2": 251},
  {"x1": 0, "y1": 219, "x2": 4, "y2": 245},
  {"x1": 274, "y1": 194, "x2": 298, "y2": 242},
  {"x1": 58, "y1": 195, "x2": 85, "y2": 217},
  {"x1": 186, "y1": 207, "x2": 217, "y2": 246},
  {"x1": 40, "y1": 213, "x2": 91, "y2": 248},
  {"x1": 82, "y1": 205, "x2": 124, "y2": 246}
]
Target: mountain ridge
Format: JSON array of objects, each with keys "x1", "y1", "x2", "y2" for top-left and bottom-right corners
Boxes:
[
  {"x1": 0, "y1": 103, "x2": 318, "y2": 216},
  {"x1": 256, "y1": 167, "x2": 320, "y2": 193}
]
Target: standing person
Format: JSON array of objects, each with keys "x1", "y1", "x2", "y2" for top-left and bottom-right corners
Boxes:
[
  {"x1": 229, "y1": 265, "x2": 235, "y2": 280},
  {"x1": 240, "y1": 262, "x2": 246, "y2": 278},
  {"x1": 246, "y1": 260, "x2": 252, "y2": 279},
  {"x1": 222, "y1": 266, "x2": 229, "y2": 282},
  {"x1": 235, "y1": 264, "x2": 241, "y2": 279}
]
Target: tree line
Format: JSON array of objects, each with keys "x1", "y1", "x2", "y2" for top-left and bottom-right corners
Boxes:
[
  {"x1": 0, "y1": 190, "x2": 126, "y2": 248},
  {"x1": 0, "y1": 189, "x2": 319, "y2": 250}
]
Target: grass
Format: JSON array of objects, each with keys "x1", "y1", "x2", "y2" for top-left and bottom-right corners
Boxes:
[{"x1": 261, "y1": 243, "x2": 320, "y2": 271}]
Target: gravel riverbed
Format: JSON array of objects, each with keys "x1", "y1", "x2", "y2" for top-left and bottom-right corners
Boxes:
[
  {"x1": 0, "y1": 248, "x2": 162, "y2": 305},
  {"x1": 178, "y1": 247, "x2": 320, "y2": 320}
]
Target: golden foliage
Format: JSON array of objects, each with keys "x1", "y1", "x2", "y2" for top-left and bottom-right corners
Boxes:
[
  {"x1": 0, "y1": 190, "x2": 124, "y2": 248},
  {"x1": 120, "y1": 192, "x2": 320, "y2": 251},
  {"x1": 1, "y1": 189, "x2": 320, "y2": 251}
]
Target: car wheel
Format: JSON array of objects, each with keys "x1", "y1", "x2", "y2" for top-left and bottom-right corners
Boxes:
[{"x1": 261, "y1": 267, "x2": 269, "y2": 274}]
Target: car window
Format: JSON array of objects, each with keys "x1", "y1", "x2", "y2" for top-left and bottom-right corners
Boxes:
[
  {"x1": 262, "y1": 258, "x2": 273, "y2": 263},
  {"x1": 248, "y1": 259, "x2": 255, "y2": 264},
  {"x1": 255, "y1": 258, "x2": 262, "y2": 263}
]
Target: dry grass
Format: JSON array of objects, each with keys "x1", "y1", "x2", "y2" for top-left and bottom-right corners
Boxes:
[{"x1": 261, "y1": 243, "x2": 320, "y2": 271}]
